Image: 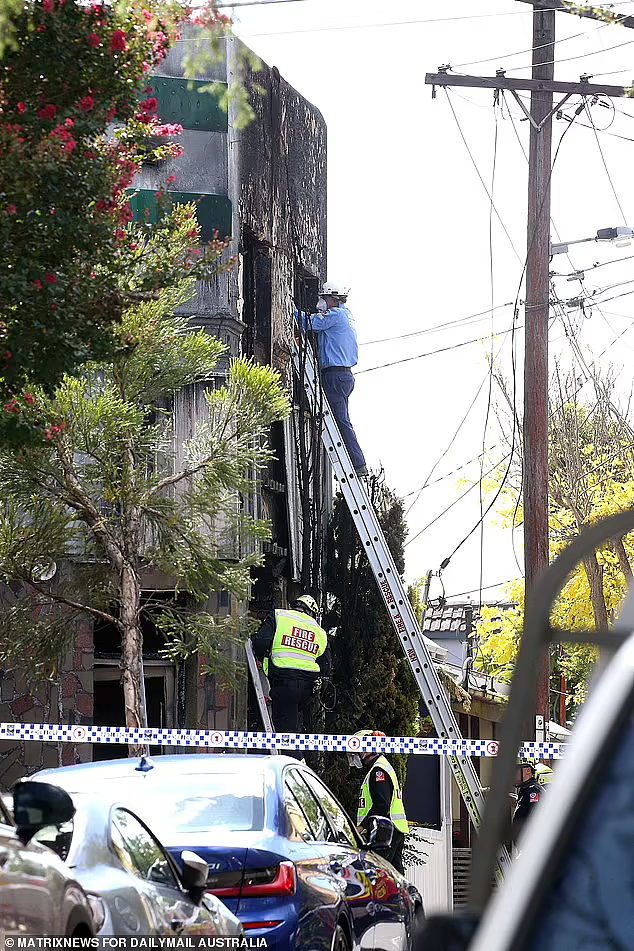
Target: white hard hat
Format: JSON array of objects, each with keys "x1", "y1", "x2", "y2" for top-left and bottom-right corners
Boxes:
[{"x1": 321, "y1": 280, "x2": 348, "y2": 298}]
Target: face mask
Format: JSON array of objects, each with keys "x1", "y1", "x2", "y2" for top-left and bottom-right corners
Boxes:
[{"x1": 316, "y1": 298, "x2": 328, "y2": 313}]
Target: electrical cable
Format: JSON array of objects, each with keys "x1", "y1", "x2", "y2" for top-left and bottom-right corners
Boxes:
[
  {"x1": 502, "y1": 36, "x2": 634, "y2": 72},
  {"x1": 436, "y1": 104, "x2": 585, "y2": 577},
  {"x1": 402, "y1": 444, "x2": 504, "y2": 499},
  {"x1": 478, "y1": 100, "x2": 500, "y2": 610},
  {"x1": 583, "y1": 97, "x2": 629, "y2": 222},
  {"x1": 358, "y1": 302, "x2": 515, "y2": 347},
  {"x1": 444, "y1": 580, "x2": 521, "y2": 600},
  {"x1": 450, "y1": 25, "x2": 592, "y2": 71},
  {"x1": 444, "y1": 89, "x2": 523, "y2": 265},
  {"x1": 405, "y1": 455, "x2": 513, "y2": 549},
  {"x1": 355, "y1": 324, "x2": 525, "y2": 376},
  {"x1": 404, "y1": 332, "x2": 512, "y2": 520}
]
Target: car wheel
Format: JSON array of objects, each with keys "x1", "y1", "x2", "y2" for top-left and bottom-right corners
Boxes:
[{"x1": 332, "y1": 923, "x2": 351, "y2": 951}]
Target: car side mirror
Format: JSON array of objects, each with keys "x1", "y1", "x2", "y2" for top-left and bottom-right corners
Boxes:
[
  {"x1": 368, "y1": 815, "x2": 394, "y2": 848},
  {"x1": 180, "y1": 850, "x2": 209, "y2": 905},
  {"x1": 12, "y1": 781, "x2": 75, "y2": 845}
]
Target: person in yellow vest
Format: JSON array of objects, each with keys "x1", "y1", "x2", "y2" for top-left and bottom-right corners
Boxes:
[
  {"x1": 252, "y1": 595, "x2": 330, "y2": 757},
  {"x1": 348, "y1": 729, "x2": 409, "y2": 874}
]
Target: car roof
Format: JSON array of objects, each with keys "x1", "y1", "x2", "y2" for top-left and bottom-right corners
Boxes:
[{"x1": 35, "y1": 753, "x2": 298, "y2": 788}]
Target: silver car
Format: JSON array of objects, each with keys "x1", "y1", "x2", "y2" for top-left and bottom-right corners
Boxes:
[
  {"x1": 18, "y1": 781, "x2": 243, "y2": 938},
  {"x1": 0, "y1": 782, "x2": 95, "y2": 936}
]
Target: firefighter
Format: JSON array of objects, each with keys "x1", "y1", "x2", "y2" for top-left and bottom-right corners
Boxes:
[
  {"x1": 512, "y1": 757, "x2": 542, "y2": 844},
  {"x1": 252, "y1": 595, "x2": 330, "y2": 756},
  {"x1": 348, "y1": 729, "x2": 409, "y2": 875}
]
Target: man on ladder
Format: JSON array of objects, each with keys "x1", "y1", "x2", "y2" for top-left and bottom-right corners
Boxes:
[
  {"x1": 348, "y1": 729, "x2": 409, "y2": 874},
  {"x1": 302, "y1": 281, "x2": 368, "y2": 478},
  {"x1": 252, "y1": 595, "x2": 330, "y2": 756}
]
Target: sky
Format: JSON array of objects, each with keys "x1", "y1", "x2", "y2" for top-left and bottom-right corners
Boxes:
[{"x1": 227, "y1": 0, "x2": 634, "y2": 605}]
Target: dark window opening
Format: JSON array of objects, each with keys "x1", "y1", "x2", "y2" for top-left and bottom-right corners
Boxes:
[
  {"x1": 241, "y1": 231, "x2": 272, "y2": 365},
  {"x1": 92, "y1": 673, "x2": 169, "y2": 762}
]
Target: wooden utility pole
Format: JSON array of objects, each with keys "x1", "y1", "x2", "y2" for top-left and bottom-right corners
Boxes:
[
  {"x1": 425, "y1": 2, "x2": 631, "y2": 740},
  {"x1": 524, "y1": 5, "x2": 555, "y2": 742}
]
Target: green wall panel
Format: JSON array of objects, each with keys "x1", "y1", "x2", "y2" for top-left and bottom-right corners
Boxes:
[
  {"x1": 151, "y1": 77, "x2": 228, "y2": 133},
  {"x1": 128, "y1": 190, "x2": 232, "y2": 241}
]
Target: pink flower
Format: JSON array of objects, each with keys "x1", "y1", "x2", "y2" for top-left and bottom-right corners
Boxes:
[
  {"x1": 41, "y1": 0, "x2": 53, "y2": 11},
  {"x1": 78, "y1": 96, "x2": 94, "y2": 112},
  {"x1": 6, "y1": 203, "x2": 16, "y2": 215},
  {"x1": 16, "y1": 102, "x2": 25, "y2": 113},
  {"x1": 156, "y1": 123, "x2": 183, "y2": 137},
  {"x1": 33, "y1": 279, "x2": 43, "y2": 290},
  {"x1": 110, "y1": 29, "x2": 128, "y2": 52},
  {"x1": 104, "y1": 105, "x2": 116, "y2": 121},
  {"x1": 22, "y1": 393, "x2": 34, "y2": 406},
  {"x1": 166, "y1": 174, "x2": 176, "y2": 186},
  {"x1": 36, "y1": 104, "x2": 56, "y2": 120},
  {"x1": 44, "y1": 272, "x2": 56, "y2": 285},
  {"x1": 64, "y1": 118, "x2": 74, "y2": 127},
  {"x1": 142, "y1": 9, "x2": 153, "y2": 22},
  {"x1": 87, "y1": 33, "x2": 100, "y2": 47}
]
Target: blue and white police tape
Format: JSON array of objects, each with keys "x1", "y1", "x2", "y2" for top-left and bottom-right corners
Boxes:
[{"x1": 0, "y1": 722, "x2": 568, "y2": 758}]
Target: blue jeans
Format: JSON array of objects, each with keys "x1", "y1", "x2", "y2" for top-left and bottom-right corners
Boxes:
[{"x1": 321, "y1": 367, "x2": 366, "y2": 470}]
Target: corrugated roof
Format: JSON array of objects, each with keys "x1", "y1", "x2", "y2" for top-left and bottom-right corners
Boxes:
[
  {"x1": 423, "y1": 603, "x2": 471, "y2": 634},
  {"x1": 423, "y1": 601, "x2": 515, "y2": 634}
]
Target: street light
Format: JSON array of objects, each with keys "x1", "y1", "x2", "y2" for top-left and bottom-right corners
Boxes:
[{"x1": 550, "y1": 226, "x2": 634, "y2": 255}]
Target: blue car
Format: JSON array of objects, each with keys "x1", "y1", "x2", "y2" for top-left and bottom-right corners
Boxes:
[{"x1": 35, "y1": 754, "x2": 424, "y2": 950}]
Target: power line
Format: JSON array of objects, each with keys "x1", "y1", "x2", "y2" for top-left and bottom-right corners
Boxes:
[
  {"x1": 504, "y1": 35, "x2": 634, "y2": 72},
  {"x1": 402, "y1": 445, "x2": 504, "y2": 498},
  {"x1": 451, "y1": 25, "x2": 593, "y2": 71},
  {"x1": 444, "y1": 89, "x2": 523, "y2": 264},
  {"x1": 231, "y1": 7, "x2": 590, "y2": 39},
  {"x1": 355, "y1": 325, "x2": 523, "y2": 375},
  {"x1": 358, "y1": 302, "x2": 515, "y2": 347},
  {"x1": 217, "y1": 0, "x2": 309, "y2": 6},
  {"x1": 443, "y1": 580, "x2": 521, "y2": 600},
  {"x1": 437, "y1": 109, "x2": 584, "y2": 575},
  {"x1": 405, "y1": 455, "x2": 512, "y2": 549},
  {"x1": 582, "y1": 97, "x2": 629, "y2": 222}
]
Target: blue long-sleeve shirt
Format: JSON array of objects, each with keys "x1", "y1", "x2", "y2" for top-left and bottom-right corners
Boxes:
[{"x1": 303, "y1": 305, "x2": 359, "y2": 369}]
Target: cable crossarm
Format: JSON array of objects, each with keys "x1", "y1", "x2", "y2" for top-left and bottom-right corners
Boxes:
[{"x1": 470, "y1": 507, "x2": 634, "y2": 910}]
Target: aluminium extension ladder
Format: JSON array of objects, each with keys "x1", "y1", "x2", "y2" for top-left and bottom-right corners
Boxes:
[{"x1": 294, "y1": 335, "x2": 511, "y2": 878}]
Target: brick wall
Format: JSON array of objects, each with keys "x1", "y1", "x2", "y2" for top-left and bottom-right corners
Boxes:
[{"x1": 0, "y1": 618, "x2": 93, "y2": 787}]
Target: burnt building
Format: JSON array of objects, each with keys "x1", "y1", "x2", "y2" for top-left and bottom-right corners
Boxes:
[{"x1": 0, "y1": 34, "x2": 328, "y2": 784}]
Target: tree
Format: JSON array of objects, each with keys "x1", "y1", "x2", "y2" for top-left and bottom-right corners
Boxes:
[
  {"x1": 0, "y1": 0, "x2": 235, "y2": 423},
  {"x1": 320, "y1": 477, "x2": 420, "y2": 817},
  {"x1": 475, "y1": 368, "x2": 634, "y2": 720},
  {"x1": 0, "y1": 205, "x2": 290, "y2": 746}
]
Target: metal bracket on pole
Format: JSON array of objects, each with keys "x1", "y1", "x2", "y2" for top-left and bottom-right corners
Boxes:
[{"x1": 509, "y1": 90, "x2": 572, "y2": 131}]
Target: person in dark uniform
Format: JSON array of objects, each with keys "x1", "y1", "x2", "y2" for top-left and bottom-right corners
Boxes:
[
  {"x1": 348, "y1": 729, "x2": 409, "y2": 875},
  {"x1": 512, "y1": 757, "x2": 541, "y2": 845},
  {"x1": 252, "y1": 595, "x2": 330, "y2": 755}
]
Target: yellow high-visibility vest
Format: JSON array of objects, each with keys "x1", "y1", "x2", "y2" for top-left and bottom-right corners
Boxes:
[
  {"x1": 270, "y1": 609, "x2": 327, "y2": 673},
  {"x1": 357, "y1": 755, "x2": 409, "y2": 835}
]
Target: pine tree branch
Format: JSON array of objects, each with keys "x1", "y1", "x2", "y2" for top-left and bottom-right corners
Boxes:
[
  {"x1": 23, "y1": 578, "x2": 119, "y2": 626},
  {"x1": 56, "y1": 440, "x2": 124, "y2": 572},
  {"x1": 154, "y1": 457, "x2": 213, "y2": 492}
]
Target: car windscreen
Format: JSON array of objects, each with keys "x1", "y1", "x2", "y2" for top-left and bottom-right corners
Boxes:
[{"x1": 128, "y1": 773, "x2": 266, "y2": 835}]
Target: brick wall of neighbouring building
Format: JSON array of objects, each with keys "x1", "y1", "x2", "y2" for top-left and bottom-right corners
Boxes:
[{"x1": 0, "y1": 618, "x2": 93, "y2": 787}]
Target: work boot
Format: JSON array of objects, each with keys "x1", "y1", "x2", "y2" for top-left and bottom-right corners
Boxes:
[{"x1": 355, "y1": 465, "x2": 369, "y2": 478}]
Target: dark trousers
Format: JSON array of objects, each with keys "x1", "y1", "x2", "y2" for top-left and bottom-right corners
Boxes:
[
  {"x1": 321, "y1": 367, "x2": 366, "y2": 470},
  {"x1": 387, "y1": 828, "x2": 405, "y2": 875},
  {"x1": 270, "y1": 672, "x2": 315, "y2": 761}
]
